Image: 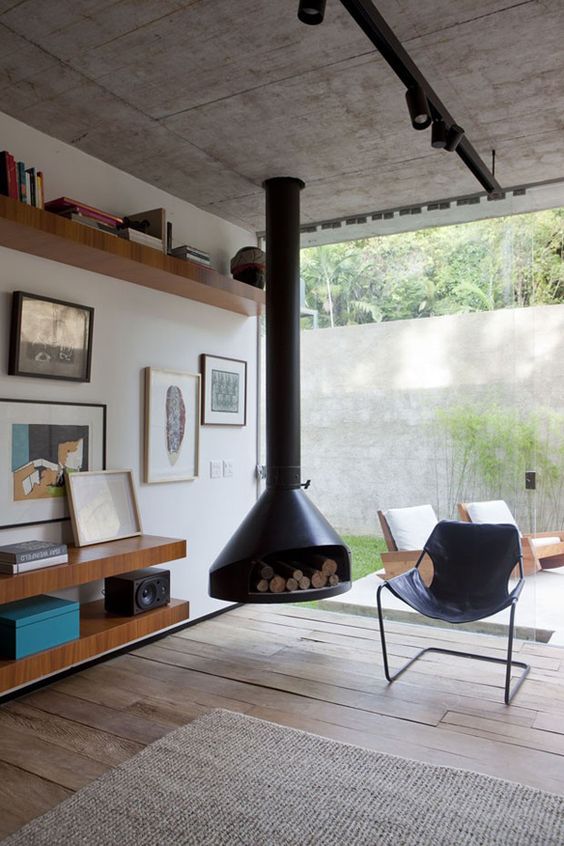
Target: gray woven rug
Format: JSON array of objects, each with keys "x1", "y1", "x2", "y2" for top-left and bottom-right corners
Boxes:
[{"x1": 3, "y1": 709, "x2": 564, "y2": 845}]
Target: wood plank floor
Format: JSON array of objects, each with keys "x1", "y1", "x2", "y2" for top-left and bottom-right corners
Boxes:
[{"x1": 1, "y1": 604, "x2": 564, "y2": 839}]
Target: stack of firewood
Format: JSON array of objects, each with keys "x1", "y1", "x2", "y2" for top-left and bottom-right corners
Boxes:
[{"x1": 253, "y1": 555, "x2": 340, "y2": 593}]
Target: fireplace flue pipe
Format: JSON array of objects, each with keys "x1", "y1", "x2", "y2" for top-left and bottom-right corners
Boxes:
[{"x1": 264, "y1": 177, "x2": 305, "y2": 490}]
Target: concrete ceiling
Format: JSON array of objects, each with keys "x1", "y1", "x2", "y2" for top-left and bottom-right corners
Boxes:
[{"x1": 0, "y1": 0, "x2": 563, "y2": 233}]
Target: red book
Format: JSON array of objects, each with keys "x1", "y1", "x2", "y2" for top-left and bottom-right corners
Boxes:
[{"x1": 7, "y1": 154, "x2": 18, "y2": 199}]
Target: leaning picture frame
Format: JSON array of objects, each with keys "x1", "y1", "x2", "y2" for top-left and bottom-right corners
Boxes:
[
  {"x1": 144, "y1": 367, "x2": 200, "y2": 483},
  {"x1": 0, "y1": 398, "x2": 106, "y2": 530},
  {"x1": 200, "y1": 354, "x2": 247, "y2": 426},
  {"x1": 9, "y1": 290, "x2": 94, "y2": 382},
  {"x1": 66, "y1": 469, "x2": 142, "y2": 547}
]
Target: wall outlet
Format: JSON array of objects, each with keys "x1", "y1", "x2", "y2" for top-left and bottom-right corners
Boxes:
[
  {"x1": 223, "y1": 459, "x2": 233, "y2": 478},
  {"x1": 210, "y1": 459, "x2": 222, "y2": 479}
]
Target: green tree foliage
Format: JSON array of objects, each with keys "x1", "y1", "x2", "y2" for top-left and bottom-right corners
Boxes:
[{"x1": 301, "y1": 209, "x2": 564, "y2": 327}]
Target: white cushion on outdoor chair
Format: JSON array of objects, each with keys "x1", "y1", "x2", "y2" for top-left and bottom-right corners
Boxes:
[
  {"x1": 384, "y1": 504, "x2": 438, "y2": 551},
  {"x1": 531, "y1": 536, "x2": 561, "y2": 549},
  {"x1": 466, "y1": 500, "x2": 519, "y2": 528}
]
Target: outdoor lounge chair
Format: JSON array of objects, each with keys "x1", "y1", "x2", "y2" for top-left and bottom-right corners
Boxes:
[
  {"x1": 458, "y1": 500, "x2": 564, "y2": 576},
  {"x1": 376, "y1": 520, "x2": 530, "y2": 704},
  {"x1": 377, "y1": 504, "x2": 437, "y2": 584}
]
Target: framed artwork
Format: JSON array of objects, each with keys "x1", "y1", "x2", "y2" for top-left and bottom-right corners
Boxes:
[
  {"x1": 0, "y1": 398, "x2": 106, "y2": 530},
  {"x1": 9, "y1": 291, "x2": 94, "y2": 382},
  {"x1": 200, "y1": 354, "x2": 247, "y2": 426},
  {"x1": 144, "y1": 367, "x2": 200, "y2": 483},
  {"x1": 66, "y1": 469, "x2": 142, "y2": 547}
]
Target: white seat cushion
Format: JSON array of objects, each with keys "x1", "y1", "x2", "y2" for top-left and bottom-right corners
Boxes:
[
  {"x1": 384, "y1": 504, "x2": 438, "y2": 551},
  {"x1": 466, "y1": 500, "x2": 519, "y2": 528},
  {"x1": 531, "y1": 536, "x2": 562, "y2": 549}
]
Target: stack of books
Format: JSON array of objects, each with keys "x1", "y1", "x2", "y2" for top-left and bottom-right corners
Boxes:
[
  {"x1": 45, "y1": 197, "x2": 122, "y2": 236},
  {"x1": 170, "y1": 244, "x2": 211, "y2": 267},
  {"x1": 0, "y1": 150, "x2": 45, "y2": 208},
  {"x1": 0, "y1": 540, "x2": 68, "y2": 575},
  {"x1": 118, "y1": 227, "x2": 163, "y2": 251}
]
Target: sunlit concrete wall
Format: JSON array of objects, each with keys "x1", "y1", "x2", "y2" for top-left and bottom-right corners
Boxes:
[{"x1": 301, "y1": 305, "x2": 564, "y2": 535}]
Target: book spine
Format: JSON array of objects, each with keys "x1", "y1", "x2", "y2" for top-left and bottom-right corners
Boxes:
[
  {"x1": 36, "y1": 170, "x2": 45, "y2": 208},
  {"x1": 26, "y1": 167, "x2": 36, "y2": 207},
  {"x1": 3, "y1": 544, "x2": 68, "y2": 564},
  {"x1": 7, "y1": 154, "x2": 18, "y2": 199},
  {"x1": 25, "y1": 171, "x2": 31, "y2": 204},
  {"x1": 17, "y1": 162, "x2": 27, "y2": 203},
  {"x1": 0, "y1": 152, "x2": 9, "y2": 197},
  {"x1": 16, "y1": 554, "x2": 69, "y2": 573}
]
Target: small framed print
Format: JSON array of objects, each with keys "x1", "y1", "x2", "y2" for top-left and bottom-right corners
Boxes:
[
  {"x1": 145, "y1": 367, "x2": 200, "y2": 483},
  {"x1": 200, "y1": 354, "x2": 247, "y2": 426},
  {"x1": 66, "y1": 469, "x2": 142, "y2": 547},
  {"x1": 9, "y1": 291, "x2": 94, "y2": 382}
]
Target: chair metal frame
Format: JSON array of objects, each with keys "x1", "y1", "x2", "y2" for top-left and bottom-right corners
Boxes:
[{"x1": 376, "y1": 540, "x2": 530, "y2": 705}]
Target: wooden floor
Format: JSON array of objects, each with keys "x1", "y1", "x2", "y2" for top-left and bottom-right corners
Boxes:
[{"x1": 1, "y1": 603, "x2": 564, "y2": 838}]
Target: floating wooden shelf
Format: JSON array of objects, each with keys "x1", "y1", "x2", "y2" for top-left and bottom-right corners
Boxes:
[
  {"x1": 0, "y1": 535, "x2": 187, "y2": 605},
  {"x1": 0, "y1": 535, "x2": 188, "y2": 695},
  {"x1": 0, "y1": 195, "x2": 264, "y2": 316},
  {"x1": 0, "y1": 598, "x2": 189, "y2": 693}
]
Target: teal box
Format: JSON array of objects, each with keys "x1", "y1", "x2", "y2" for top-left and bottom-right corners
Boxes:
[{"x1": 0, "y1": 595, "x2": 80, "y2": 659}]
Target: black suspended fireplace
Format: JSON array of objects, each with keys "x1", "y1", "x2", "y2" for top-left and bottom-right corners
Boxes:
[{"x1": 209, "y1": 177, "x2": 352, "y2": 603}]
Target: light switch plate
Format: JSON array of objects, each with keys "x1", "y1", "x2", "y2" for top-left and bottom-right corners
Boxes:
[
  {"x1": 223, "y1": 460, "x2": 233, "y2": 478},
  {"x1": 210, "y1": 459, "x2": 222, "y2": 479}
]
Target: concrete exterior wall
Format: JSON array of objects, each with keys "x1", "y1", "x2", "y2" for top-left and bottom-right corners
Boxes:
[{"x1": 301, "y1": 305, "x2": 564, "y2": 535}]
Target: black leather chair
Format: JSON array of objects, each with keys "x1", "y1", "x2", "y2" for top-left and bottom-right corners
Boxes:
[{"x1": 376, "y1": 520, "x2": 530, "y2": 704}]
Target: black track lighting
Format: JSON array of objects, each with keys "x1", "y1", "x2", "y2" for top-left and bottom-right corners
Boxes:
[
  {"x1": 405, "y1": 86, "x2": 431, "y2": 130},
  {"x1": 431, "y1": 119, "x2": 447, "y2": 149},
  {"x1": 445, "y1": 124, "x2": 465, "y2": 152},
  {"x1": 298, "y1": 0, "x2": 327, "y2": 25}
]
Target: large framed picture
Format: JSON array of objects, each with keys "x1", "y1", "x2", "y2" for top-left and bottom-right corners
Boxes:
[
  {"x1": 200, "y1": 354, "x2": 247, "y2": 426},
  {"x1": 144, "y1": 367, "x2": 200, "y2": 483},
  {"x1": 9, "y1": 291, "x2": 94, "y2": 382},
  {"x1": 66, "y1": 470, "x2": 142, "y2": 547},
  {"x1": 0, "y1": 398, "x2": 106, "y2": 530}
]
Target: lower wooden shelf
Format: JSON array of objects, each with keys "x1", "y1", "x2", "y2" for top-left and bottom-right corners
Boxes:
[{"x1": 0, "y1": 598, "x2": 189, "y2": 695}]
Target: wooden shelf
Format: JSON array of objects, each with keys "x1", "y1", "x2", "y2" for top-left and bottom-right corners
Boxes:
[
  {"x1": 0, "y1": 535, "x2": 187, "y2": 604},
  {"x1": 0, "y1": 598, "x2": 189, "y2": 693},
  {"x1": 0, "y1": 195, "x2": 264, "y2": 316}
]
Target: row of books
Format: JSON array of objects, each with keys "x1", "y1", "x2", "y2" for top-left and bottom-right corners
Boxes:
[
  {"x1": 0, "y1": 150, "x2": 45, "y2": 208},
  {"x1": 0, "y1": 540, "x2": 68, "y2": 575}
]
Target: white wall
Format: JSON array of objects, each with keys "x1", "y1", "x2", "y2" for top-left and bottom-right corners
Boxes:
[{"x1": 0, "y1": 111, "x2": 259, "y2": 622}]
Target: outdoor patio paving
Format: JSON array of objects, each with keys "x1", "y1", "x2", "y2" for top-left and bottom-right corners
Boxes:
[{"x1": 320, "y1": 567, "x2": 564, "y2": 646}]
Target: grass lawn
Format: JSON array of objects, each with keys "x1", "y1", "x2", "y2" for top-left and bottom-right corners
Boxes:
[{"x1": 293, "y1": 534, "x2": 386, "y2": 609}]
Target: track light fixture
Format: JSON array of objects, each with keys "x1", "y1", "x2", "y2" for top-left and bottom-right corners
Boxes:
[
  {"x1": 405, "y1": 86, "x2": 431, "y2": 130},
  {"x1": 431, "y1": 119, "x2": 447, "y2": 149},
  {"x1": 297, "y1": 0, "x2": 327, "y2": 25},
  {"x1": 445, "y1": 124, "x2": 465, "y2": 152}
]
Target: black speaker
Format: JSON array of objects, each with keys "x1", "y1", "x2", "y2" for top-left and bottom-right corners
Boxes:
[{"x1": 104, "y1": 568, "x2": 170, "y2": 616}]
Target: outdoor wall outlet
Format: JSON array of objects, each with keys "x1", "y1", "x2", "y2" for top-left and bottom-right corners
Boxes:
[
  {"x1": 210, "y1": 460, "x2": 222, "y2": 479},
  {"x1": 223, "y1": 460, "x2": 233, "y2": 478}
]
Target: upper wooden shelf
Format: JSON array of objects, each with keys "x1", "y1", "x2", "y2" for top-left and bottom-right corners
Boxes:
[
  {"x1": 0, "y1": 534, "x2": 187, "y2": 604},
  {"x1": 0, "y1": 196, "x2": 264, "y2": 317}
]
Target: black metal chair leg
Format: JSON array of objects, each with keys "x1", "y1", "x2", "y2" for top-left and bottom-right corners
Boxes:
[
  {"x1": 504, "y1": 601, "x2": 530, "y2": 705},
  {"x1": 376, "y1": 586, "x2": 530, "y2": 703}
]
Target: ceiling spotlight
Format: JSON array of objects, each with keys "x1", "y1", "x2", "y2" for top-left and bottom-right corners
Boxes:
[
  {"x1": 298, "y1": 0, "x2": 326, "y2": 25},
  {"x1": 405, "y1": 86, "x2": 431, "y2": 130},
  {"x1": 431, "y1": 119, "x2": 447, "y2": 149},
  {"x1": 445, "y1": 124, "x2": 465, "y2": 152}
]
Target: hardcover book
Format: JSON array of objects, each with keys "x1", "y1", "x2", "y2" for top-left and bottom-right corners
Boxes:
[
  {"x1": 0, "y1": 554, "x2": 69, "y2": 575},
  {"x1": 0, "y1": 540, "x2": 68, "y2": 564}
]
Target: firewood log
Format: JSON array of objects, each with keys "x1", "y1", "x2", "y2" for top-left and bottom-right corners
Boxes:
[
  {"x1": 297, "y1": 576, "x2": 311, "y2": 590},
  {"x1": 328, "y1": 574, "x2": 340, "y2": 587},
  {"x1": 256, "y1": 579, "x2": 270, "y2": 592},
  {"x1": 301, "y1": 566, "x2": 327, "y2": 589},
  {"x1": 269, "y1": 575, "x2": 286, "y2": 593},
  {"x1": 275, "y1": 561, "x2": 304, "y2": 581},
  {"x1": 285, "y1": 577, "x2": 299, "y2": 592},
  {"x1": 311, "y1": 554, "x2": 338, "y2": 576}
]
